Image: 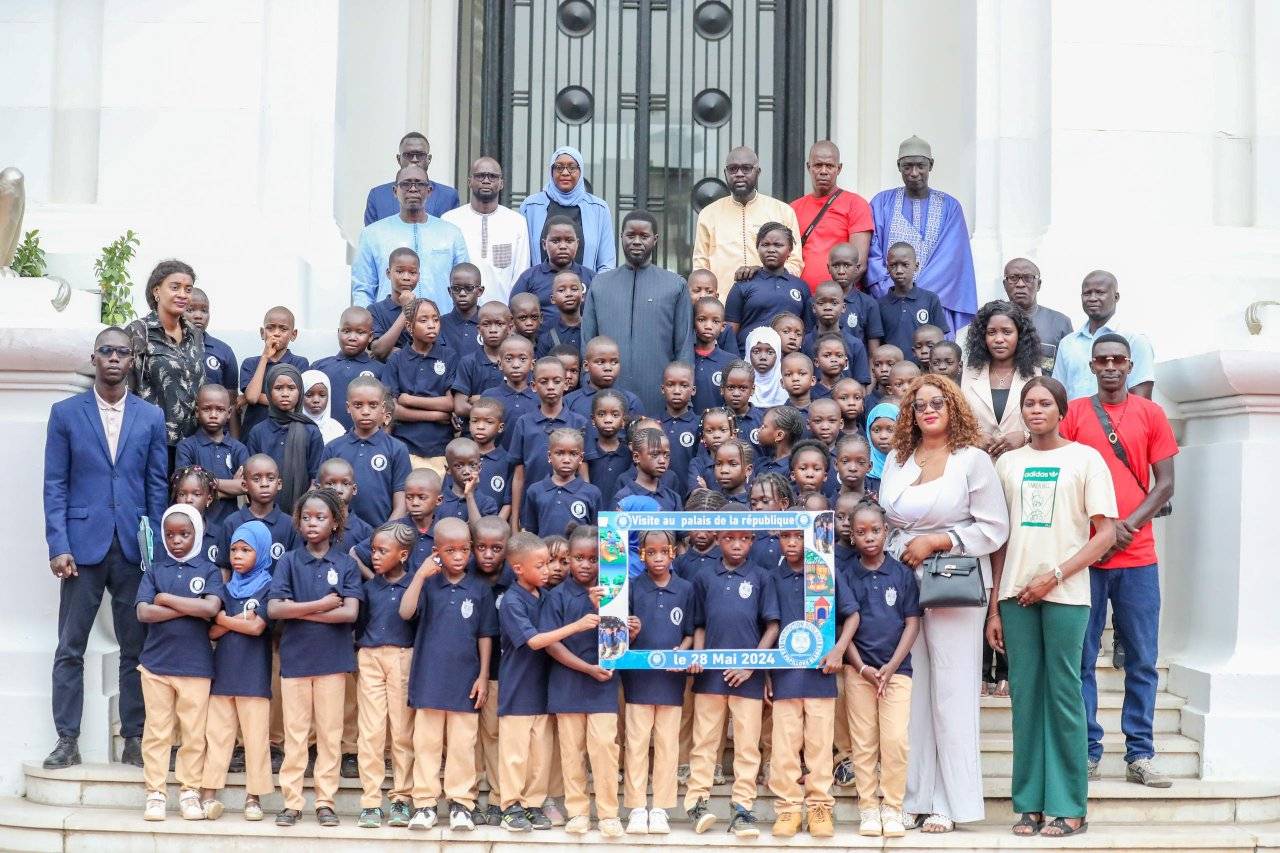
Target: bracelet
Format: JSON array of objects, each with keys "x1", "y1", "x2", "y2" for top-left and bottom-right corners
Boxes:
[
  {"x1": 986, "y1": 612, "x2": 1000, "y2": 622},
  {"x1": 859, "y1": 664, "x2": 872, "y2": 675}
]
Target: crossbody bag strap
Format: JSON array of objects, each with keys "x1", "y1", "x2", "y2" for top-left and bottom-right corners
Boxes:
[
  {"x1": 1090, "y1": 394, "x2": 1147, "y2": 495},
  {"x1": 801, "y1": 189, "x2": 843, "y2": 246}
]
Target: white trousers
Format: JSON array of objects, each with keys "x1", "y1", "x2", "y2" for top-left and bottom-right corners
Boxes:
[{"x1": 903, "y1": 598, "x2": 987, "y2": 824}]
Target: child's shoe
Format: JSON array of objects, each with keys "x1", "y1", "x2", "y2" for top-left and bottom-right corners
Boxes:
[
  {"x1": 525, "y1": 806, "x2": 553, "y2": 829},
  {"x1": 387, "y1": 800, "x2": 411, "y2": 827},
  {"x1": 648, "y1": 807, "x2": 670, "y2": 834},
  {"x1": 564, "y1": 814, "x2": 591, "y2": 834},
  {"x1": 676, "y1": 763, "x2": 691, "y2": 784},
  {"x1": 143, "y1": 792, "x2": 166, "y2": 821},
  {"x1": 772, "y1": 809, "x2": 801, "y2": 837},
  {"x1": 449, "y1": 801, "x2": 475, "y2": 831},
  {"x1": 712, "y1": 763, "x2": 726, "y2": 786},
  {"x1": 859, "y1": 806, "x2": 882, "y2": 836},
  {"x1": 626, "y1": 807, "x2": 648, "y2": 834},
  {"x1": 880, "y1": 805, "x2": 906, "y2": 837},
  {"x1": 201, "y1": 798, "x2": 224, "y2": 821},
  {"x1": 728, "y1": 803, "x2": 760, "y2": 839},
  {"x1": 688, "y1": 798, "x2": 717, "y2": 834},
  {"x1": 178, "y1": 790, "x2": 205, "y2": 821},
  {"x1": 599, "y1": 816, "x2": 624, "y2": 837},
  {"x1": 540, "y1": 798, "x2": 567, "y2": 825},
  {"x1": 807, "y1": 803, "x2": 834, "y2": 838},
  {"x1": 408, "y1": 805, "x2": 436, "y2": 830},
  {"x1": 833, "y1": 757, "x2": 854, "y2": 786},
  {"x1": 357, "y1": 807, "x2": 383, "y2": 829},
  {"x1": 243, "y1": 799, "x2": 264, "y2": 822}
]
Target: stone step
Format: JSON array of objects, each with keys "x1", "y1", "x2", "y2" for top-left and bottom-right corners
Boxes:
[
  {"x1": 1, "y1": 797, "x2": 1275, "y2": 852},
  {"x1": 980, "y1": 691, "x2": 1185, "y2": 734},
  {"x1": 23, "y1": 763, "x2": 1279, "y2": 826},
  {"x1": 977, "y1": 733, "x2": 1200, "y2": 779},
  {"x1": 1092, "y1": 662, "x2": 1170, "y2": 693}
]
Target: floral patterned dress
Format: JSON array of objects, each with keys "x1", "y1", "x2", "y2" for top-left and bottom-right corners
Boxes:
[{"x1": 125, "y1": 311, "x2": 205, "y2": 445}]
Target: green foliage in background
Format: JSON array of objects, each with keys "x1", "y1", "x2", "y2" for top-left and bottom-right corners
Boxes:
[
  {"x1": 11, "y1": 229, "x2": 47, "y2": 278},
  {"x1": 96, "y1": 230, "x2": 140, "y2": 326}
]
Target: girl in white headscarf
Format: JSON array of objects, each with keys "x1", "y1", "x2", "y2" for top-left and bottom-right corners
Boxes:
[
  {"x1": 301, "y1": 370, "x2": 345, "y2": 444},
  {"x1": 746, "y1": 326, "x2": 787, "y2": 407},
  {"x1": 160, "y1": 503, "x2": 205, "y2": 562}
]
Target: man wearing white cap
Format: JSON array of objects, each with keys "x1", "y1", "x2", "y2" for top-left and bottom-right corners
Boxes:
[{"x1": 867, "y1": 136, "x2": 978, "y2": 334}]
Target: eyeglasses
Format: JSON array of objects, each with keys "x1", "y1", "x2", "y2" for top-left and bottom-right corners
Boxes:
[
  {"x1": 1091, "y1": 354, "x2": 1130, "y2": 368},
  {"x1": 911, "y1": 397, "x2": 946, "y2": 414},
  {"x1": 1003, "y1": 273, "x2": 1039, "y2": 284},
  {"x1": 471, "y1": 172, "x2": 501, "y2": 181},
  {"x1": 401, "y1": 151, "x2": 431, "y2": 163},
  {"x1": 448, "y1": 284, "x2": 480, "y2": 294},
  {"x1": 95, "y1": 345, "x2": 132, "y2": 358},
  {"x1": 396, "y1": 180, "x2": 429, "y2": 191},
  {"x1": 551, "y1": 163, "x2": 581, "y2": 175}
]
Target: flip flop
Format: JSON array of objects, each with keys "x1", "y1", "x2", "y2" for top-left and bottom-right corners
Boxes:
[
  {"x1": 1012, "y1": 812, "x2": 1044, "y2": 836},
  {"x1": 1042, "y1": 817, "x2": 1088, "y2": 837}
]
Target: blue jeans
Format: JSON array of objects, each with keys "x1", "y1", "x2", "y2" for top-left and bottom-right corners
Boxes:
[{"x1": 1080, "y1": 564, "x2": 1160, "y2": 763}]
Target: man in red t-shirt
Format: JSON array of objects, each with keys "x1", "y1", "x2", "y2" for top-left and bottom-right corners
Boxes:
[
  {"x1": 1059, "y1": 333, "x2": 1177, "y2": 788},
  {"x1": 790, "y1": 142, "x2": 874, "y2": 293}
]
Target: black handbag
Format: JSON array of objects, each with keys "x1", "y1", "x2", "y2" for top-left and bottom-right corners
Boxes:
[{"x1": 918, "y1": 553, "x2": 987, "y2": 608}]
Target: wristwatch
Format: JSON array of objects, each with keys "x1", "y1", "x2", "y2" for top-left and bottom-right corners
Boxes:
[{"x1": 1053, "y1": 567, "x2": 1064, "y2": 585}]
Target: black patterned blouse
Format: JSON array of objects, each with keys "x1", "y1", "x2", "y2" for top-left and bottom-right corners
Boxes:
[{"x1": 125, "y1": 311, "x2": 205, "y2": 445}]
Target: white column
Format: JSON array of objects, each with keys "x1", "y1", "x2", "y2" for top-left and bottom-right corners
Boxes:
[{"x1": 50, "y1": 0, "x2": 103, "y2": 204}]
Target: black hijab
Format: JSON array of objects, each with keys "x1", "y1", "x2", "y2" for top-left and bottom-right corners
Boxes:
[{"x1": 265, "y1": 363, "x2": 314, "y2": 513}]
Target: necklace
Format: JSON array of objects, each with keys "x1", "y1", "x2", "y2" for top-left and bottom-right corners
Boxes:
[{"x1": 990, "y1": 365, "x2": 1014, "y2": 388}]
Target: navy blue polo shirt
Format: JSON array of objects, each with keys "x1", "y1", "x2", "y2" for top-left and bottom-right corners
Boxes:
[
  {"x1": 717, "y1": 325, "x2": 740, "y2": 356},
  {"x1": 438, "y1": 483, "x2": 501, "y2": 523},
  {"x1": 476, "y1": 446, "x2": 513, "y2": 508},
  {"x1": 613, "y1": 479, "x2": 683, "y2": 511},
  {"x1": 615, "y1": 466, "x2": 681, "y2": 497},
  {"x1": 175, "y1": 432, "x2": 249, "y2": 528},
  {"x1": 584, "y1": 433, "x2": 632, "y2": 508},
  {"x1": 660, "y1": 410, "x2": 700, "y2": 497},
  {"x1": 510, "y1": 261, "x2": 595, "y2": 326},
  {"x1": 239, "y1": 351, "x2": 310, "y2": 435},
  {"x1": 754, "y1": 454, "x2": 791, "y2": 483},
  {"x1": 498, "y1": 582, "x2": 549, "y2": 716},
  {"x1": 693, "y1": 346, "x2": 737, "y2": 414},
  {"x1": 487, "y1": 383, "x2": 539, "y2": 449},
  {"x1": 734, "y1": 406, "x2": 766, "y2": 452},
  {"x1": 535, "y1": 317, "x2": 583, "y2": 358},
  {"x1": 244, "y1": 419, "x2": 324, "y2": 507},
  {"x1": 540, "y1": 578, "x2": 617, "y2": 714},
  {"x1": 384, "y1": 342, "x2": 456, "y2": 456},
  {"x1": 521, "y1": 477, "x2": 601, "y2": 537},
  {"x1": 804, "y1": 288, "x2": 884, "y2": 347},
  {"x1": 332, "y1": 512, "x2": 374, "y2": 563},
  {"x1": 311, "y1": 353, "x2": 385, "y2": 431},
  {"x1": 212, "y1": 576, "x2": 273, "y2": 698},
  {"x1": 201, "y1": 332, "x2": 239, "y2": 390},
  {"x1": 409, "y1": 572, "x2": 498, "y2": 711},
  {"x1": 564, "y1": 384, "x2": 644, "y2": 420},
  {"x1": 674, "y1": 544, "x2": 723, "y2": 583},
  {"x1": 508, "y1": 407, "x2": 589, "y2": 486},
  {"x1": 319, "y1": 429, "x2": 412, "y2": 527},
  {"x1": 622, "y1": 572, "x2": 695, "y2": 706},
  {"x1": 353, "y1": 515, "x2": 435, "y2": 574},
  {"x1": 440, "y1": 308, "x2": 483, "y2": 363},
  {"x1": 356, "y1": 572, "x2": 414, "y2": 649},
  {"x1": 724, "y1": 268, "x2": 811, "y2": 351},
  {"x1": 215, "y1": 506, "x2": 298, "y2": 572},
  {"x1": 370, "y1": 296, "x2": 411, "y2": 351},
  {"x1": 801, "y1": 328, "x2": 872, "y2": 386},
  {"x1": 451, "y1": 350, "x2": 505, "y2": 399},
  {"x1": 770, "y1": 563, "x2": 858, "y2": 700},
  {"x1": 833, "y1": 542, "x2": 858, "y2": 577},
  {"x1": 136, "y1": 555, "x2": 223, "y2": 679},
  {"x1": 691, "y1": 562, "x2": 779, "y2": 699},
  {"x1": 749, "y1": 533, "x2": 784, "y2": 573},
  {"x1": 197, "y1": 533, "x2": 220, "y2": 567},
  {"x1": 877, "y1": 286, "x2": 949, "y2": 356},
  {"x1": 268, "y1": 548, "x2": 365, "y2": 678},
  {"x1": 471, "y1": 563, "x2": 514, "y2": 681},
  {"x1": 687, "y1": 448, "x2": 714, "y2": 492},
  {"x1": 849, "y1": 555, "x2": 921, "y2": 676}
]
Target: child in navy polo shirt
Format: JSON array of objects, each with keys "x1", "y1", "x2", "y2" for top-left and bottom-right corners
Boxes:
[
  {"x1": 240, "y1": 306, "x2": 310, "y2": 435},
  {"x1": 583, "y1": 390, "x2": 631, "y2": 507},
  {"x1": 185, "y1": 287, "x2": 239, "y2": 407},
  {"x1": 756, "y1": 405, "x2": 803, "y2": 481},
  {"x1": 467, "y1": 397, "x2": 512, "y2": 520},
  {"x1": 712, "y1": 439, "x2": 753, "y2": 501},
  {"x1": 790, "y1": 440, "x2": 835, "y2": 505},
  {"x1": 877, "y1": 242, "x2": 949, "y2": 358},
  {"x1": 175, "y1": 384, "x2": 248, "y2": 528},
  {"x1": 811, "y1": 334, "x2": 846, "y2": 399},
  {"x1": 543, "y1": 535, "x2": 570, "y2": 588},
  {"x1": 350, "y1": 521, "x2": 417, "y2": 829},
  {"x1": 489, "y1": 334, "x2": 539, "y2": 449},
  {"x1": 565, "y1": 336, "x2": 643, "y2": 419},
  {"x1": 199, "y1": 519, "x2": 275, "y2": 822},
  {"x1": 353, "y1": 468, "x2": 441, "y2": 578},
  {"x1": 320, "y1": 375, "x2": 410, "y2": 527},
  {"x1": 451, "y1": 301, "x2": 511, "y2": 421},
  {"x1": 720, "y1": 360, "x2": 765, "y2": 447},
  {"x1": 170, "y1": 465, "x2": 221, "y2": 565},
  {"x1": 767, "y1": 528, "x2": 857, "y2": 839},
  {"x1": 370, "y1": 247, "x2": 418, "y2": 360},
  {"x1": 385, "y1": 297, "x2": 456, "y2": 474},
  {"x1": 511, "y1": 216, "x2": 594, "y2": 327},
  {"x1": 771, "y1": 311, "x2": 806, "y2": 357},
  {"x1": 673, "y1": 490, "x2": 728, "y2": 584},
  {"x1": 781, "y1": 352, "x2": 817, "y2": 417},
  {"x1": 215, "y1": 455, "x2": 298, "y2": 575},
  {"x1": 535, "y1": 270, "x2": 584, "y2": 357},
  {"x1": 689, "y1": 407, "x2": 734, "y2": 491},
  {"x1": 689, "y1": 270, "x2": 739, "y2": 355},
  {"x1": 440, "y1": 263, "x2": 485, "y2": 361},
  {"x1": 911, "y1": 324, "x2": 944, "y2": 370},
  {"x1": 819, "y1": 242, "x2": 884, "y2": 351},
  {"x1": 440, "y1": 437, "x2": 500, "y2": 523},
  {"x1": 724, "y1": 221, "x2": 809, "y2": 352},
  {"x1": 244, "y1": 364, "x2": 324, "y2": 511},
  {"x1": 312, "y1": 306, "x2": 384, "y2": 432},
  {"x1": 317, "y1": 458, "x2": 374, "y2": 558},
  {"x1": 267, "y1": 489, "x2": 364, "y2": 828},
  {"x1": 659, "y1": 362, "x2": 699, "y2": 497},
  {"x1": 692, "y1": 297, "x2": 738, "y2": 414},
  {"x1": 868, "y1": 345, "x2": 903, "y2": 410},
  {"x1": 135, "y1": 505, "x2": 223, "y2": 822},
  {"x1": 832, "y1": 378, "x2": 867, "y2": 438},
  {"x1": 497, "y1": 532, "x2": 601, "y2": 832},
  {"x1": 805, "y1": 282, "x2": 872, "y2": 384},
  {"x1": 846, "y1": 501, "x2": 920, "y2": 838},
  {"x1": 614, "y1": 428, "x2": 682, "y2": 510},
  {"x1": 622, "y1": 529, "x2": 693, "y2": 836},
  {"x1": 887, "y1": 360, "x2": 922, "y2": 405},
  {"x1": 509, "y1": 292, "x2": 544, "y2": 344},
  {"x1": 928, "y1": 339, "x2": 963, "y2": 386},
  {"x1": 520, "y1": 428, "x2": 601, "y2": 536},
  {"x1": 510, "y1": 356, "x2": 588, "y2": 524},
  {"x1": 683, "y1": 508, "x2": 780, "y2": 838},
  {"x1": 835, "y1": 433, "x2": 875, "y2": 504},
  {"x1": 809, "y1": 397, "x2": 843, "y2": 455},
  {"x1": 550, "y1": 343, "x2": 582, "y2": 391},
  {"x1": 470, "y1": 516, "x2": 512, "y2": 826}
]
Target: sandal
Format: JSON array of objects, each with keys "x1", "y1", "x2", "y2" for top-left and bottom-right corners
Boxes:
[
  {"x1": 980, "y1": 681, "x2": 991, "y2": 697},
  {"x1": 1042, "y1": 817, "x2": 1087, "y2": 837},
  {"x1": 1012, "y1": 812, "x2": 1044, "y2": 836},
  {"x1": 994, "y1": 679, "x2": 1010, "y2": 698},
  {"x1": 315, "y1": 806, "x2": 340, "y2": 827},
  {"x1": 903, "y1": 812, "x2": 926, "y2": 830},
  {"x1": 921, "y1": 814, "x2": 954, "y2": 833}
]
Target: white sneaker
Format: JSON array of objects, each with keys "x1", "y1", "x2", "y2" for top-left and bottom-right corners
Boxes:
[
  {"x1": 408, "y1": 805, "x2": 437, "y2": 830},
  {"x1": 880, "y1": 805, "x2": 905, "y2": 837},
  {"x1": 626, "y1": 807, "x2": 649, "y2": 834},
  {"x1": 202, "y1": 799, "x2": 224, "y2": 821},
  {"x1": 600, "y1": 817, "x2": 624, "y2": 838},
  {"x1": 179, "y1": 790, "x2": 205, "y2": 821},
  {"x1": 565, "y1": 814, "x2": 591, "y2": 834},
  {"x1": 450, "y1": 803, "x2": 475, "y2": 831},
  {"x1": 858, "y1": 806, "x2": 882, "y2": 836},
  {"x1": 143, "y1": 793, "x2": 167, "y2": 821},
  {"x1": 647, "y1": 808, "x2": 670, "y2": 834}
]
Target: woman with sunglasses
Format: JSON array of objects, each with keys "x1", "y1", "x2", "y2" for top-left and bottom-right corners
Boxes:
[
  {"x1": 876, "y1": 375, "x2": 1009, "y2": 834},
  {"x1": 519, "y1": 146, "x2": 616, "y2": 273}
]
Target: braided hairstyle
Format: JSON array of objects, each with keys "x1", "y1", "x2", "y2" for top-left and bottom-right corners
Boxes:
[
  {"x1": 403, "y1": 296, "x2": 441, "y2": 326},
  {"x1": 291, "y1": 486, "x2": 347, "y2": 543},
  {"x1": 169, "y1": 465, "x2": 217, "y2": 505},
  {"x1": 701, "y1": 405, "x2": 738, "y2": 439},
  {"x1": 751, "y1": 471, "x2": 794, "y2": 509},
  {"x1": 768, "y1": 405, "x2": 805, "y2": 447},
  {"x1": 716, "y1": 437, "x2": 755, "y2": 468},
  {"x1": 372, "y1": 520, "x2": 418, "y2": 568},
  {"x1": 685, "y1": 488, "x2": 729, "y2": 511}
]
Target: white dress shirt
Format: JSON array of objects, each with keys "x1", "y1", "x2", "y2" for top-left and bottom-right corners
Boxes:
[{"x1": 94, "y1": 388, "x2": 126, "y2": 462}]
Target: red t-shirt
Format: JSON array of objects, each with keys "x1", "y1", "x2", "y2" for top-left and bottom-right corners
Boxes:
[
  {"x1": 1059, "y1": 395, "x2": 1178, "y2": 568},
  {"x1": 791, "y1": 190, "x2": 874, "y2": 292}
]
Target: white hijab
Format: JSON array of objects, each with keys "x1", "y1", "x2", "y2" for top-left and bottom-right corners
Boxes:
[
  {"x1": 161, "y1": 503, "x2": 206, "y2": 563},
  {"x1": 301, "y1": 369, "x2": 345, "y2": 444},
  {"x1": 746, "y1": 326, "x2": 787, "y2": 407}
]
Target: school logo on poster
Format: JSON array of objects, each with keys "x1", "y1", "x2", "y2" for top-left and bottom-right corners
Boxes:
[
  {"x1": 461, "y1": 598, "x2": 474, "y2": 619},
  {"x1": 670, "y1": 606, "x2": 683, "y2": 626},
  {"x1": 271, "y1": 543, "x2": 285, "y2": 559},
  {"x1": 359, "y1": 370, "x2": 376, "y2": 378},
  {"x1": 1020, "y1": 466, "x2": 1060, "y2": 527},
  {"x1": 679, "y1": 431, "x2": 695, "y2": 448},
  {"x1": 778, "y1": 620, "x2": 823, "y2": 667},
  {"x1": 490, "y1": 475, "x2": 505, "y2": 492},
  {"x1": 915, "y1": 308, "x2": 929, "y2": 324},
  {"x1": 712, "y1": 370, "x2": 723, "y2": 387},
  {"x1": 885, "y1": 587, "x2": 898, "y2": 607},
  {"x1": 189, "y1": 576, "x2": 205, "y2": 594},
  {"x1": 433, "y1": 361, "x2": 446, "y2": 376},
  {"x1": 789, "y1": 288, "x2": 802, "y2": 302},
  {"x1": 326, "y1": 568, "x2": 339, "y2": 586},
  {"x1": 205, "y1": 354, "x2": 219, "y2": 370},
  {"x1": 847, "y1": 313, "x2": 859, "y2": 328},
  {"x1": 371, "y1": 453, "x2": 388, "y2": 471},
  {"x1": 738, "y1": 580, "x2": 753, "y2": 600},
  {"x1": 570, "y1": 500, "x2": 587, "y2": 519}
]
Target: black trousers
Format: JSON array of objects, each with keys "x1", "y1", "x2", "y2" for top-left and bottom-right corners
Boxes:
[
  {"x1": 52, "y1": 537, "x2": 146, "y2": 739},
  {"x1": 983, "y1": 637, "x2": 1009, "y2": 683}
]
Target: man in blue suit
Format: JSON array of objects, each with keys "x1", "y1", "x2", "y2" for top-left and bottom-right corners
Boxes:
[
  {"x1": 42, "y1": 327, "x2": 168, "y2": 769},
  {"x1": 362, "y1": 131, "x2": 461, "y2": 224}
]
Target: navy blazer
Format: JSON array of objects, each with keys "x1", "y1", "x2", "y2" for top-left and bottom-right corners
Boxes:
[{"x1": 43, "y1": 389, "x2": 168, "y2": 565}]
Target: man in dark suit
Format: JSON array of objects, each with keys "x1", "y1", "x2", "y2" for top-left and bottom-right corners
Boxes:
[{"x1": 42, "y1": 326, "x2": 168, "y2": 769}]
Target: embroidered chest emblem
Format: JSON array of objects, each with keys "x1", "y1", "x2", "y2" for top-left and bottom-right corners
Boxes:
[
  {"x1": 370, "y1": 453, "x2": 388, "y2": 471},
  {"x1": 326, "y1": 568, "x2": 339, "y2": 586},
  {"x1": 670, "y1": 606, "x2": 684, "y2": 626},
  {"x1": 189, "y1": 576, "x2": 205, "y2": 594},
  {"x1": 461, "y1": 598, "x2": 474, "y2": 619},
  {"x1": 433, "y1": 361, "x2": 446, "y2": 376},
  {"x1": 738, "y1": 580, "x2": 753, "y2": 600},
  {"x1": 885, "y1": 587, "x2": 898, "y2": 607}
]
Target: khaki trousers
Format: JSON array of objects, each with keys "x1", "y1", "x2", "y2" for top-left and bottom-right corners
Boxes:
[
  {"x1": 834, "y1": 670, "x2": 853, "y2": 765},
  {"x1": 679, "y1": 680, "x2": 727, "y2": 766},
  {"x1": 268, "y1": 643, "x2": 284, "y2": 747},
  {"x1": 412, "y1": 708, "x2": 480, "y2": 810},
  {"x1": 768, "y1": 697, "x2": 836, "y2": 812},
  {"x1": 846, "y1": 671, "x2": 912, "y2": 809},
  {"x1": 557, "y1": 712, "x2": 620, "y2": 819},
  {"x1": 139, "y1": 666, "x2": 211, "y2": 794},
  {"x1": 546, "y1": 720, "x2": 563, "y2": 797},
  {"x1": 475, "y1": 680, "x2": 500, "y2": 802},
  {"x1": 623, "y1": 704, "x2": 681, "y2": 810},
  {"x1": 498, "y1": 714, "x2": 551, "y2": 809},
  {"x1": 357, "y1": 647, "x2": 415, "y2": 807},
  {"x1": 342, "y1": 671, "x2": 359, "y2": 755},
  {"x1": 279, "y1": 672, "x2": 346, "y2": 810},
  {"x1": 684, "y1": 693, "x2": 762, "y2": 810},
  {"x1": 201, "y1": 695, "x2": 272, "y2": 795}
]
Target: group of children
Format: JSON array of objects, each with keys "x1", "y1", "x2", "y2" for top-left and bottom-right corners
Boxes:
[{"x1": 132, "y1": 223, "x2": 981, "y2": 838}]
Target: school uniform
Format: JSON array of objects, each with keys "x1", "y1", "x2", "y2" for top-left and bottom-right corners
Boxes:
[
  {"x1": 672, "y1": 544, "x2": 722, "y2": 583},
  {"x1": 240, "y1": 351, "x2": 310, "y2": 435},
  {"x1": 201, "y1": 575, "x2": 274, "y2": 797},
  {"x1": 135, "y1": 554, "x2": 223, "y2": 795},
  {"x1": 508, "y1": 406, "x2": 589, "y2": 487},
  {"x1": 268, "y1": 548, "x2": 365, "y2": 812},
  {"x1": 510, "y1": 260, "x2": 595, "y2": 326},
  {"x1": 686, "y1": 447, "x2": 715, "y2": 492},
  {"x1": 541, "y1": 577, "x2": 621, "y2": 820},
  {"x1": 437, "y1": 483, "x2": 501, "y2": 523},
  {"x1": 440, "y1": 308, "x2": 483, "y2": 362},
  {"x1": 725, "y1": 267, "x2": 811, "y2": 351},
  {"x1": 215, "y1": 507, "x2": 298, "y2": 573},
  {"x1": 685, "y1": 562, "x2": 779, "y2": 811},
  {"x1": 535, "y1": 317, "x2": 583, "y2": 357},
  {"x1": 521, "y1": 476, "x2": 601, "y2": 537},
  {"x1": 475, "y1": 446, "x2": 513, "y2": 510},
  {"x1": 487, "y1": 382, "x2": 539, "y2": 449},
  {"x1": 583, "y1": 432, "x2": 632, "y2": 508},
  {"x1": 354, "y1": 572, "x2": 416, "y2": 809},
  {"x1": 754, "y1": 453, "x2": 791, "y2": 483},
  {"x1": 201, "y1": 332, "x2": 240, "y2": 390},
  {"x1": 801, "y1": 327, "x2": 872, "y2": 385},
  {"x1": 622, "y1": 573, "x2": 694, "y2": 811},
  {"x1": 564, "y1": 383, "x2": 643, "y2": 420},
  {"x1": 384, "y1": 343, "x2": 457, "y2": 465},
  {"x1": 749, "y1": 532, "x2": 784, "y2": 573},
  {"x1": 877, "y1": 286, "x2": 949, "y2": 357},
  {"x1": 244, "y1": 418, "x2": 324, "y2": 506},
  {"x1": 369, "y1": 296, "x2": 411, "y2": 353},
  {"x1": 613, "y1": 479, "x2": 683, "y2": 512},
  {"x1": 845, "y1": 555, "x2": 920, "y2": 811},
  {"x1": 733, "y1": 405, "x2": 766, "y2": 453},
  {"x1": 472, "y1": 564, "x2": 514, "y2": 804},
  {"x1": 311, "y1": 352, "x2": 385, "y2": 432},
  {"x1": 691, "y1": 348, "x2": 735, "y2": 414},
  {"x1": 331, "y1": 512, "x2": 374, "y2": 568},
  {"x1": 660, "y1": 410, "x2": 700, "y2": 497},
  {"x1": 709, "y1": 482, "x2": 751, "y2": 503},
  {"x1": 174, "y1": 432, "x2": 249, "y2": 528},
  {"x1": 804, "y1": 288, "x2": 885, "y2": 348},
  {"x1": 319, "y1": 429, "x2": 412, "y2": 527},
  {"x1": 497, "y1": 583, "x2": 553, "y2": 810},
  {"x1": 451, "y1": 350, "x2": 506, "y2": 401},
  {"x1": 353, "y1": 516, "x2": 436, "y2": 574}
]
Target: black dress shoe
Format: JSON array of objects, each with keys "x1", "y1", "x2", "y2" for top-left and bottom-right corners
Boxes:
[
  {"x1": 270, "y1": 745, "x2": 284, "y2": 774},
  {"x1": 43, "y1": 737, "x2": 81, "y2": 770},
  {"x1": 119, "y1": 736, "x2": 143, "y2": 768}
]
